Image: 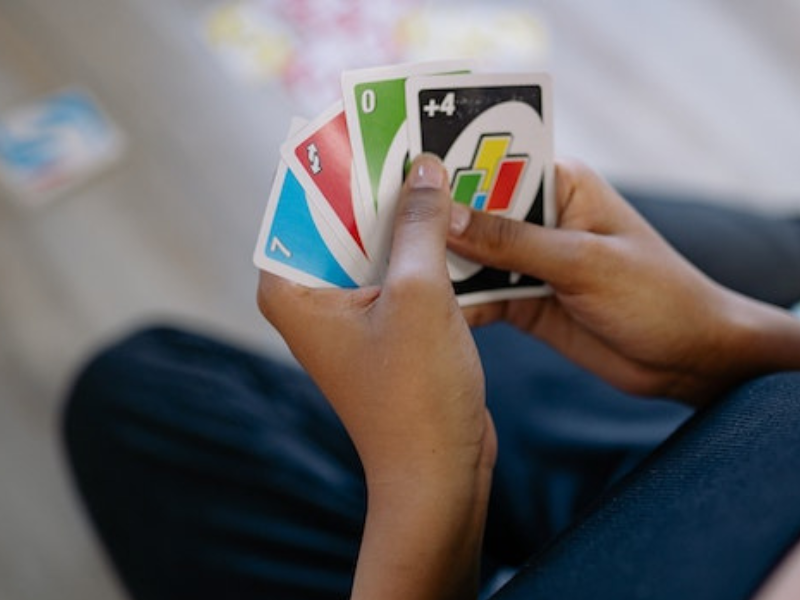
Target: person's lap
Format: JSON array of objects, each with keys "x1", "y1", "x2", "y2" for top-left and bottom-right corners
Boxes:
[
  {"x1": 66, "y1": 323, "x2": 688, "y2": 599},
  {"x1": 490, "y1": 371, "x2": 800, "y2": 600},
  {"x1": 62, "y1": 196, "x2": 800, "y2": 600},
  {"x1": 64, "y1": 326, "x2": 365, "y2": 600}
]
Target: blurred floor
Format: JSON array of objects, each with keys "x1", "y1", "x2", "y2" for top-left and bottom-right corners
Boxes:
[{"x1": 0, "y1": 1, "x2": 798, "y2": 599}]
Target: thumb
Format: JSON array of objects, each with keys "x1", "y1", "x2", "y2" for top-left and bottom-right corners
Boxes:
[{"x1": 384, "y1": 154, "x2": 453, "y2": 288}]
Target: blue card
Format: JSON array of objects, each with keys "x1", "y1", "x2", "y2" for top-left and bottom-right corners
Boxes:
[{"x1": 253, "y1": 159, "x2": 366, "y2": 288}]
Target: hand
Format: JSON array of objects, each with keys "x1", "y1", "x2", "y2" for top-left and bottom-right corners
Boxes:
[
  {"x1": 447, "y1": 159, "x2": 791, "y2": 405},
  {"x1": 258, "y1": 154, "x2": 495, "y2": 600}
]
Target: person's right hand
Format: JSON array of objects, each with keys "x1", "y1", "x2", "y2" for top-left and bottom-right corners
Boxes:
[
  {"x1": 447, "y1": 159, "x2": 800, "y2": 405},
  {"x1": 258, "y1": 154, "x2": 495, "y2": 600}
]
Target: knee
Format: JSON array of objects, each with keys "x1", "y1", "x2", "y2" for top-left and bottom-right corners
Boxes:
[
  {"x1": 61, "y1": 324, "x2": 193, "y2": 464},
  {"x1": 710, "y1": 372, "x2": 800, "y2": 444},
  {"x1": 731, "y1": 372, "x2": 800, "y2": 409}
]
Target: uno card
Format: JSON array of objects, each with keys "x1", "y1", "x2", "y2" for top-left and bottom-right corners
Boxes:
[
  {"x1": 341, "y1": 60, "x2": 472, "y2": 273},
  {"x1": 280, "y1": 101, "x2": 376, "y2": 279},
  {"x1": 0, "y1": 88, "x2": 125, "y2": 206},
  {"x1": 406, "y1": 72, "x2": 554, "y2": 306},
  {"x1": 253, "y1": 160, "x2": 369, "y2": 288},
  {"x1": 253, "y1": 120, "x2": 367, "y2": 288}
]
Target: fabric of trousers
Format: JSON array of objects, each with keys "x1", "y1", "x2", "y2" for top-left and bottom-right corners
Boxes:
[
  {"x1": 63, "y1": 197, "x2": 800, "y2": 600},
  {"x1": 490, "y1": 371, "x2": 800, "y2": 600}
]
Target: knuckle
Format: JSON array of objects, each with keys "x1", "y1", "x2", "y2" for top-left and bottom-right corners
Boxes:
[
  {"x1": 495, "y1": 216, "x2": 525, "y2": 250},
  {"x1": 256, "y1": 273, "x2": 307, "y2": 325},
  {"x1": 256, "y1": 276, "x2": 275, "y2": 320},
  {"x1": 571, "y1": 233, "x2": 623, "y2": 279},
  {"x1": 387, "y1": 271, "x2": 443, "y2": 301},
  {"x1": 475, "y1": 213, "x2": 521, "y2": 255},
  {"x1": 556, "y1": 157, "x2": 594, "y2": 186},
  {"x1": 383, "y1": 268, "x2": 453, "y2": 312},
  {"x1": 555, "y1": 158, "x2": 600, "y2": 216},
  {"x1": 397, "y1": 189, "x2": 447, "y2": 225},
  {"x1": 454, "y1": 211, "x2": 531, "y2": 273},
  {"x1": 256, "y1": 286, "x2": 280, "y2": 323},
  {"x1": 572, "y1": 231, "x2": 604, "y2": 259}
]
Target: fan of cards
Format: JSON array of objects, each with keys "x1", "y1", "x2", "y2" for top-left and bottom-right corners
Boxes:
[{"x1": 253, "y1": 61, "x2": 555, "y2": 305}]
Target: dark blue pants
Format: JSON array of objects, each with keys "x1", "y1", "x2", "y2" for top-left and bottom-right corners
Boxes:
[{"x1": 63, "y1": 198, "x2": 800, "y2": 600}]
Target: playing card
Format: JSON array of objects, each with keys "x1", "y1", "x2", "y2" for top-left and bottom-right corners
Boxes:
[
  {"x1": 280, "y1": 101, "x2": 375, "y2": 279},
  {"x1": 341, "y1": 60, "x2": 471, "y2": 274},
  {"x1": 253, "y1": 159, "x2": 371, "y2": 288},
  {"x1": 0, "y1": 88, "x2": 125, "y2": 206},
  {"x1": 254, "y1": 120, "x2": 368, "y2": 288},
  {"x1": 406, "y1": 72, "x2": 554, "y2": 305}
]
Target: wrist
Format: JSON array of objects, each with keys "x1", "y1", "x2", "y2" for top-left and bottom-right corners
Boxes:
[
  {"x1": 353, "y1": 465, "x2": 493, "y2": 600},
  {"x1": 688, "y1": 288, "x2": 800, "y2": 406},
  {"x1": 356, "y1": 404, "x2": 497, "y2": 498}
]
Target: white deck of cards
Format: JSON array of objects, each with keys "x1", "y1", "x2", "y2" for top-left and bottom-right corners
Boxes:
[{"x1": 253, "y1": 61, "x2": 554, "y2": 306}]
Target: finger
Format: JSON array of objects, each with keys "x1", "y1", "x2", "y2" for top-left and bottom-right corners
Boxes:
[
  {"x1": 446, "y1": 158, "x2": 655, "y2": 288},
  {"x1": 447, "y1": 158, "x2": 634, "y2": 287},
  {"x1": 384, "y1": 154, "x2": 453, "y2": 289},
  {"x1": 447, "y1": 203, "x2": 595, "y2": 289}
]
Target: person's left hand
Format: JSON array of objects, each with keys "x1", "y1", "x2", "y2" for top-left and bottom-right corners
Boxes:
[{"x1": 257, "y1": 154, "x2": 495, "y2": 600}]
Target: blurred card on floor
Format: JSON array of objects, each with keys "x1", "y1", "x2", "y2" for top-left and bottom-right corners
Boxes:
[{"x1": 0, "y1": 88, "x2": 125, "y2": 207}]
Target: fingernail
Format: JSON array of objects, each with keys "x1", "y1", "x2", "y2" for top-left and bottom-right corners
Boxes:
[
  {"x1": 409, "y1": 154, "x2": 446, "y2": 190},
  {"x1": 449, "y1": 202, "x2": 472, "y2": 236}
]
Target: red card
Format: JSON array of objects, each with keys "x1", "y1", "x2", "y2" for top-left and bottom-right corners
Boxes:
[{"x1": 283, "y1": 102, "x2": 368, "y2": 257}]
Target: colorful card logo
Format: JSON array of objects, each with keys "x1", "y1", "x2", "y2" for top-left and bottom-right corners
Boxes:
[{"x1": 451, "y1": 134, "x2": 528, "y2": 213}]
